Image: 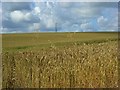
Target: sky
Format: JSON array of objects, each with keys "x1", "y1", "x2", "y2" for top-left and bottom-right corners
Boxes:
[{"x1": 0, "y1": 0, "x2": 119, "y2": 33}]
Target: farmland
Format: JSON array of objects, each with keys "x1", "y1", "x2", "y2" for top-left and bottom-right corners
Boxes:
[{"x1": 2, "y1": 32, "x2": 119, "y2": 88}]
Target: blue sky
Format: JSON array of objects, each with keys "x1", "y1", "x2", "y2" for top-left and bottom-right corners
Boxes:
[{"x1": 0, "y1": 1, "x2": 118, "y2": 33}]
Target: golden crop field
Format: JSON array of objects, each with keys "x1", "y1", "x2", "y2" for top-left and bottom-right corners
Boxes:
[{"x1": 2, "y1": 32, "x2": 119, "y2": 88}]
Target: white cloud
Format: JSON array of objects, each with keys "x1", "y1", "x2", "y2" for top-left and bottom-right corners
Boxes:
[
  {"x1": 46, "y1": 18, "x2": 55, "y2": 28},
  {"x1": 97, "y1": 16, "x2": 108, "y2": 26},
  {"x1": 71, "y1": 24, "x2": 80, "y2": 32},
  {"x1": 98, "y1": 29, "x2": 117, "y2": 32},
  {"x1": 80, "y1": 22, "x2": 92, "y2": 29},
  {"x1": 10, "y1": 10, "x2": 24, "y2": 23},
  {"x1": 2, "y1": 0, "x2": 33, "y2": 2},
  {"x1": 97, "y1": 15, "x2": 118, "y2": 31},
  {"x1": 2, "y1": 0, "x2": 119, "y2": 2},
  {"x1": 34, "y1": 7, "x2": 41, "y2": 15},
  {"x1": 107, "y1": 16, "x2": 118, "y2": 31},
  {"x1": 10, "y1": 10, "x2": 33, "y2": 23},
  {"x1": 72, "y1": 7, "x2": 101, "y2": 18},
  {"x1": 0, "y1": 27, "x2": 3, "y2": 33},
  {"x1": 39, "y1": 12, "x2": 55, "y2": 29},
  {"x1": 33, "y1": 23, "x2": 40, "y2": 31},
  {"x1": 59, "y1": 2, "x2": 72, "y2": 8},
  {"x1": 24, "y1": 13, "x2": 31, "y2": 21},
  {"x1": 3, "y1": 2, "x2": 118, "y2": 33},
  {"x1": 58, "y1": 0, "x2": 119, "y2": 2},
  {"x1": 1, "y1": 27, "x2": 9, "y2": 33},
  {"x1": 0, "y1": 3, "x2": 2, "y2": 30}
]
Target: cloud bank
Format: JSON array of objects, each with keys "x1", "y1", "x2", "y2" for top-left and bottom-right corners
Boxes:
[{"x1": 1, "y1": 2, "x2": 118, "y2": 33}]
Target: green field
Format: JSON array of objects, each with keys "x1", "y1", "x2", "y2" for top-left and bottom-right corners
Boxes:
[
  {"x1": 2, "y1": 32, "x2": 119, "y2": 88},
  {"x1": 2, "y1": 32, "x2": 118, "y2": 51}
]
